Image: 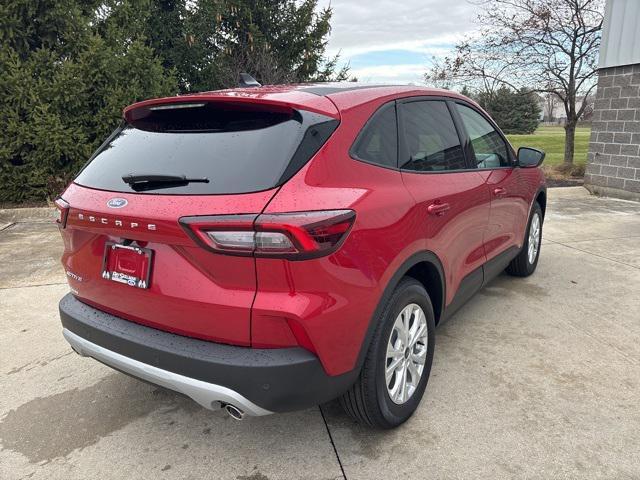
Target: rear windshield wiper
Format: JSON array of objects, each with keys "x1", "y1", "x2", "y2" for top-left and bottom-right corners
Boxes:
[
  {"x1": 122, "y1": 173, "x2": 209, "y2": 191},
  {"x1": 122, "y1": 173, "x2": 210, "y2": 184}
]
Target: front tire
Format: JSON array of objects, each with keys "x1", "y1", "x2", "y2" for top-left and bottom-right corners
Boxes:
[
  {"x1": 339, "y1": 278, "x2": 435, "y2": 428},
  {"x1": 506, "y1": 202, "x2": 543, "y2": 277}
]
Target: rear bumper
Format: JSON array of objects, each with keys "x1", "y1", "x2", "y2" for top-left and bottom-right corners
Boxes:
[{"x1": 59, "y1": 294, "x2": 358, "y2": 414}]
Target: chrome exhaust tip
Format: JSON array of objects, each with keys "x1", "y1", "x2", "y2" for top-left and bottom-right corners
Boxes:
[{"x1": 224, "y1": 403, "x2": 244, "y2": 420}]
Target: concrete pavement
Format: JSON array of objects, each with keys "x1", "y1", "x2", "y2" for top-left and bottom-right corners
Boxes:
[{"x1": 1, "y1": 187, "x2": 639, "y2": 479}]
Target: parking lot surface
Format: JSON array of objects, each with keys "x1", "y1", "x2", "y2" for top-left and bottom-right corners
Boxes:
[{"x1": 1, "y1": 187, "x2": 639, "y2": 479}]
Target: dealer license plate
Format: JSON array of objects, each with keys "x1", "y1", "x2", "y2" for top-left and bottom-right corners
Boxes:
[{"x1": 101, "y1": 242, "x2": 153, "y2": 289}]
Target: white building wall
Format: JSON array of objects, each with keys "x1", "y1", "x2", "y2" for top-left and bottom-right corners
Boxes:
[{"x1": 599, "y1": 0, "x2": 640, "y2": 69}]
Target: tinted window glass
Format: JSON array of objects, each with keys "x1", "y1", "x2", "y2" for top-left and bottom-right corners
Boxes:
[
  {"x1": 74, "y1": 102, "x2": 338, "y2": 195},
  {"x1": 400, "y1": 101, "x2": 466, "y2": 172},
  {"x1": 455, "y1": 104, "x2": 511, "y2": 168},
  {"x1": 351, "y1": 103, "x2": 398, "y2": 168}
]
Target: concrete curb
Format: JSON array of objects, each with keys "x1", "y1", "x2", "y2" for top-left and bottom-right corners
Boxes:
[
  {"x1": 0, "y1": 207, "x2": 56, "y2": 224},
  {"x1": 585, "y1": 184, "x2": 640, "y2": 202},
  {"x1": 542, "y1": 186, "x2": 591, "y2": 199}
]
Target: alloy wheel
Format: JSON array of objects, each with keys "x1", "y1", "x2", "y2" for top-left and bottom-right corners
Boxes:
[
  {"x1": 528, "y1": 212, "x2": 541, "y2": 264},
  {"x1": 385, "y1": 303, "x2": 429, "y2": 404}
]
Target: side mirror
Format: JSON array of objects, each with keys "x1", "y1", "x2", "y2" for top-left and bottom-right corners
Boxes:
[{"x1": 517, "y1": 147, "x2": 545, "y2": 168}]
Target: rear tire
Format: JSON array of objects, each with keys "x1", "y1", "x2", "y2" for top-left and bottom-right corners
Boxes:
[
  {"x1": 506, "y1": 202, "x2": 543, "y2": 277},
  {"x1": 339, "y1": 278, "x2": 435, "y2": 428}
]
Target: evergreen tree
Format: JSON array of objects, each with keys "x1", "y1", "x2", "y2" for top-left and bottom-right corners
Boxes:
[
  {"x1": 0, "y1": 0, "x2": 347, "y2": 202},
  {"x1": 0, "y1": 0, "x2": 177, "y2": 202},
  {"x1": 142, "y1": 0, "x2": 348, "y2": 92},
  {"x1": 476, "y1": 87, "x2": 540, "y2": 134},
  {"x1": 512, "y1": 88, "x2": 541, "y2": 134},
  {"x1": 211, "y1": 0, "x2": 348, "y2": 86},
  {"x1": 459, "y1": 86, "x2": 473, "y2": 98},
  {"x1": 143, "y1": 0, "x2": 222, "y2": 92}
]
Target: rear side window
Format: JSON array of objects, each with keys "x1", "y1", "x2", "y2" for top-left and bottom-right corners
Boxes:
[
  {"x1": 399, "y1": 101, "x2": 466, "y2": 172},
  {"x1": 351, "y1": 103, "x2": 398, "y2": 168},
  {"x1": 455, "y1": 104, "x2": 511, "y2": 168},
  {"x1": 74, "y1": 102, "x2": 338, "y2": 195}
]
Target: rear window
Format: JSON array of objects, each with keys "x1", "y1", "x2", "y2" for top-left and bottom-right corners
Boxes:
[{"x1": 74, "y1": 102, "x2": 338, "y2": 195}]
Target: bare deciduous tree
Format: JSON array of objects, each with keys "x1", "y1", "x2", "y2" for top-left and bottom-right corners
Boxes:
[
  {"x1": 544, "y1": 91, "x2": 559, "y2": 122},
  {"x1": 425, "y1": 0, "x2": 604, "y2": 165}
]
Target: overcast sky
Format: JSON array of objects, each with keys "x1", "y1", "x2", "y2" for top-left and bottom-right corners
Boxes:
[{"x1": 317, "y1": 0, "x2": 480, "y2": 84}]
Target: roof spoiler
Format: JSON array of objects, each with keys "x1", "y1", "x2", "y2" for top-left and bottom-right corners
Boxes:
[
  {"x1": 239, "y1": 73, "x2": 261, "y2": 88},
  {"x1": 123, "y1": 92, "x2": 341, "y2": 122}
]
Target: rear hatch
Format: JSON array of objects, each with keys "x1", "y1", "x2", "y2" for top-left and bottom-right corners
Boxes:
[{"x1": 58, "y1": 95, "x2": 339, "y2": 345}]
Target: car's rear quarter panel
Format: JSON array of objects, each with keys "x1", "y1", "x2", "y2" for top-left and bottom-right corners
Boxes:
[{"x1": 254, "y1": 96, "x2": 424, "y2": 376}]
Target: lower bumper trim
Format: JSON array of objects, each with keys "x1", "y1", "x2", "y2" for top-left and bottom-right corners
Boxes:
[
  {"x1": 59, "y1": 293, "x2": 359, "y2": 412},
  {"x1": 63, "y1": 328, "x2": 273, "y2": 416}
]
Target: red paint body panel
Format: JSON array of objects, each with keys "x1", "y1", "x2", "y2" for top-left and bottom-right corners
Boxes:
[
  {"x1": 59, "y1": 183, "x2": 278, "y2": 345},
  {"x1": 58, "y1": 85, "x2": 546, "y2": 378},
  {"x1": 480, "y1": 167, "x2": 545, "y2": 261},
  {"x1": 253, "y1": 95, "x2": 419, "y2": 374},
  {"x1": 401, "y1": 171, "x2": 490, "y2": 305}
]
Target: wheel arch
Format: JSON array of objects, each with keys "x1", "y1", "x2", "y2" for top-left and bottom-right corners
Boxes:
[
  {"x1": 354, "y1": 251, "x2": 446, "y2": 370},
  {"x1": 535, "y1": 188, "x2": 547, "y2": 219}
]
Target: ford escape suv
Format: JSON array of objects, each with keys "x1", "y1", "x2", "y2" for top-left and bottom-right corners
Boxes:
[{"x1": 56, "y1": 83, "x2": 546, "y2": 428}]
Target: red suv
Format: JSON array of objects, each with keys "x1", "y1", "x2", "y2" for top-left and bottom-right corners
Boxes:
[{"x1": 56, "y1": 83, "x2": 546, "y2": 428}]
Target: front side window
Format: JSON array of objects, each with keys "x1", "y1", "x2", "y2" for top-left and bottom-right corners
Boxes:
[
  {"x1": 351, "y1": 103, "x2": 398, "y2": 168},
  {"x1": 399, "y1": 101, "x2": 466, "y2": 172},
  {"x1": 455, "y1": 104, "x2": 511, "y2": 168}
]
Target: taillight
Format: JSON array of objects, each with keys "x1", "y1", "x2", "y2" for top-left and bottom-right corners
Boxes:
[
  {"x1": 54, "y1": 198, "x2": 70, "y2": 228},
  {"x1": 180, "y1": 210, "x2": 355, "y2": 260}
]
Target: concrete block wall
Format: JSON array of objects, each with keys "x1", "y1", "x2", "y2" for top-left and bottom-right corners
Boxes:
[{"x1": 585, "y1": 65, "x2": 640, "y2": 200}]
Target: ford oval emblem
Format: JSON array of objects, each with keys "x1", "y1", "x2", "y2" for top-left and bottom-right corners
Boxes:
[{"x1": 107, "y1": 198, "x2": 128, "y2": 209}]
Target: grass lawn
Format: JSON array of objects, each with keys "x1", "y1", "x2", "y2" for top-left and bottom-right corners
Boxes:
[{"x1": 506, "y1": 125, "x2": 591, "y2": 167}]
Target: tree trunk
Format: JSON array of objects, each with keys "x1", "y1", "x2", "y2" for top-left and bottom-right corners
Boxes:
[{"x1": 563, "y1": 121, "x2": 576, "y2": 165}]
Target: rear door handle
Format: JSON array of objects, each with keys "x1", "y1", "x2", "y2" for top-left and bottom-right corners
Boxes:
[
  {"x1": 493, "y1": 187, "x2": 507, "y2": 197},
  {"x1": 427, "y1": 202, "x2": 450, "y2": 216}
]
